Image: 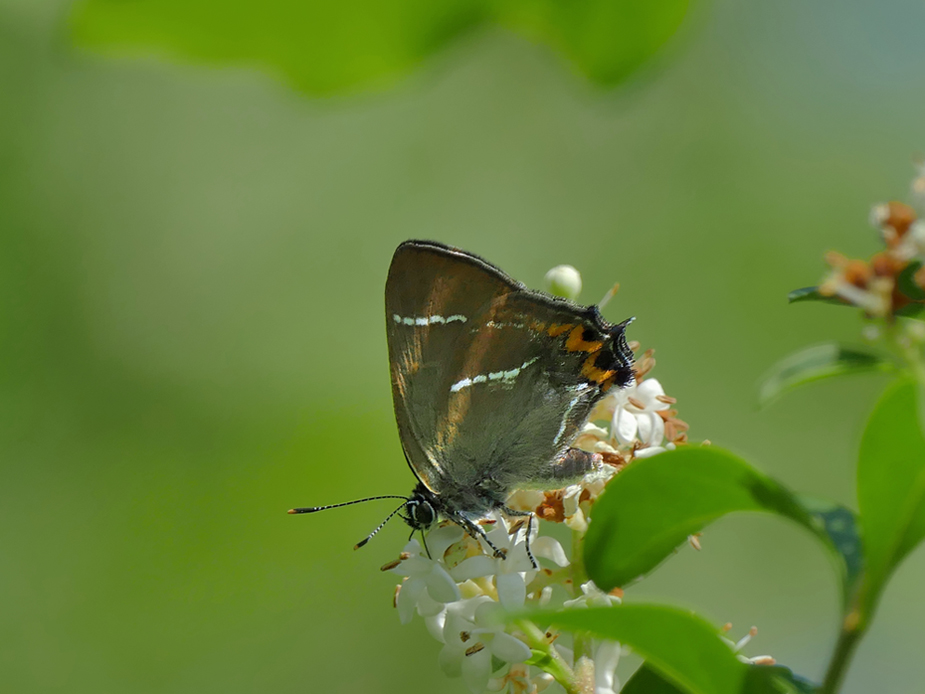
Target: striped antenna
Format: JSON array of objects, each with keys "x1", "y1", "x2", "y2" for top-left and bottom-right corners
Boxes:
[
  {"x1": 288, "y1": 495, "x2": 410, "y2": 515},
  {"x1": 354, "y1": 502, "x2": 410, "y2": 550}
]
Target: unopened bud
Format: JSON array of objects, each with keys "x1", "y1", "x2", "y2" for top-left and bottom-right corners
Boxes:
[{"x1": 545, "y1": 265, "x2": 582, "y2": 300}]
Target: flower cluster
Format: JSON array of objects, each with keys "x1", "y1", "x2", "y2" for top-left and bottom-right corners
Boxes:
[
  {"x1": 512, "y1": 346, "x2": 689, "y2": 534},
  {"x1": 387, "y1": 516, "x2": 625, "y2": 694},
  {"x1": 817, "y1": 167, "x2": 925, "y2": 319},
  {"x1": 385, "y1": 340, "x2": 694, "y2": 693}
]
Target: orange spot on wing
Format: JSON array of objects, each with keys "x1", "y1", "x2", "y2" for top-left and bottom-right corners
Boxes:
[
  {"x1": 581, "y1": 352, "x2": 616, "y2": 384},
  {"x1": 565, "y1": 326, "x2": 603, "y2": 354},
  {"x1": 547, "y1": 323, "x2": 574, "y2": 337}
]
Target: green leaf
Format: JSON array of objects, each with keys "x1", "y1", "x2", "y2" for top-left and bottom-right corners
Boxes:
[
  {"x1": 894, "y1": 302, "x2": 925, "y2": 317},
  {"x1": 583, "y1": 447, "x2": 862, "y2": 609},
  {"x1": 622, "y1": 664, "x2": 692, "y2": 693},
  {"x1": 857, "y1": 378, "x2": 925, "y2": 600},
  {"x1": 71, "y1": 0, "x2": 486, "y2": 95},
  {"x1": 527, "y1": 604, "x2": 747, "y2": 694},
  {"x1": 71, "y1": 0, "x2": 690, "y2": 94},
  {"x1": 623, "y1": 664, "x2": 818, "y2": 694},
  {"x1": 896, "y1": 261, "x2": 925, "y2": 301},
  {"x1": 495, "y1": 0, "x2": 689, "y2": 87},
  {"x1": 758, "y1": 343, "x2": 893, "y2": 406},
  {"x1": 787, "y1": 287, "x2": 848, "y2": 306}
]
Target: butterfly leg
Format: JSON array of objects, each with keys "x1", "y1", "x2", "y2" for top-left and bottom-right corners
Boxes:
[
  {"x1": 455, "y1": 516, "x2": 507, "y2": 560},
  {"x1": 500, "y1": 507, "x2": 537, "y2": 569}
]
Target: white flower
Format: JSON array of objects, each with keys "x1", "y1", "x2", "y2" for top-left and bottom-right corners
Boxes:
[
  {"x1": 390, "y1": 525, "x2": 465, "y2": 624},
  {"x1": 574, "y1": 422, "x2": 619, "y2": 455},
  {"x1": 611, "y1": 378, "x2": 670, "y2": 448},
  {"x1": 437, "y1": 597, "x2": 533, "y2": 694},
  {"x1": 593, "y1": 640, "x2": 623, "y2": 694},
  {"x1": 563, "y1": 580, "x2": 621, "y2": 610},
  {"x1": 562, "y1": 462, "x2": 617, "y2": 532},
  {"x1": 451, "y1": 513, "x2": 568, "y2": 610}
]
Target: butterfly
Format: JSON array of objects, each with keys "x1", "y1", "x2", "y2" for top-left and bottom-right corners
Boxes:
[{"x1": 290, "y1": 240, "x2": 635, "y2": 565}]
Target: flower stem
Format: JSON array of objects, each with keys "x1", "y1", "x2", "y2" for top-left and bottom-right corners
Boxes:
[{"x1": 514, "y1": 619, "x2": 579, "y2": 694}]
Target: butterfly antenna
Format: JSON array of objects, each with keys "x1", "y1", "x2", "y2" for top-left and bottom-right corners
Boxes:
[
  {"x1": 354, "y1": 502, "x2": 409, "y2": 550},
  {"x1": 598, "y1": 282, "x2": 620, "y2": 310},
  {"x1": 288, "y1": 495, "x2": 410, "y2": 515}
]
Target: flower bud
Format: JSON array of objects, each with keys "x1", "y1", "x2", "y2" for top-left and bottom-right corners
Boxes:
[{"x1": 544, "y1": 264, "x2": 582, "y2": 300}]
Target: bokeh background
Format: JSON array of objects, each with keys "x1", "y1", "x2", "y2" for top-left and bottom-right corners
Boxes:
[{"x1": 3, "y1": 0, "x2": 925, "y2": 692}]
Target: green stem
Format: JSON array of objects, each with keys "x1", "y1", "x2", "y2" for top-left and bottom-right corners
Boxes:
[
  {"x1": 570, "y1": 528, "x2": 593, "y2": 663},
  {"x1": 883, "y1": 320, "x2": 925, "y2": 386},
  {"x1": 515, "y1": 619, "x2": 579, "y2": 694},
  {"x1": 820, "y1": 616, "x2": 865, "y2": 694}
]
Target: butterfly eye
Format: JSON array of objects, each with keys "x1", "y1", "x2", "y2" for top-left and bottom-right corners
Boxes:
[{"x1": 411, "y1": 500, "x2": 436, "y2": 529}]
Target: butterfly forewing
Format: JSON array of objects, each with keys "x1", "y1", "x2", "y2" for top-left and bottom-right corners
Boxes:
[{"x1": 386, "y1": 240, "x2": 522, "y2": 492}]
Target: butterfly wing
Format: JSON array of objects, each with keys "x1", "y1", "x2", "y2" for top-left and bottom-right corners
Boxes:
[
  {"x1": 386, "y1": 240, "x2": 634, "y2": 506},
  {"x1": 428, "y1": 291, "x2": 634, "y2": 500},
  {"x1": 386, "y1": 240, "x2": 522, "y2": 492}
]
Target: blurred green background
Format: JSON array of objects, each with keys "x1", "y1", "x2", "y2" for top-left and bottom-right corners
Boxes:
[{"x1": 2, "y1": 0, "x2": 925, "y2": 692}]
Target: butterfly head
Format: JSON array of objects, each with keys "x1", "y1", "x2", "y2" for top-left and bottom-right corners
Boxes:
[{"x1": 403, "y1": 484, "x2": 439, "y2": 531}]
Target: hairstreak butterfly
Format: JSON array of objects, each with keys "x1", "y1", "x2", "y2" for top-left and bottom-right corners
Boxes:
[{"x1": 290, "y1": 240, "x2": 635, "y2": 565}]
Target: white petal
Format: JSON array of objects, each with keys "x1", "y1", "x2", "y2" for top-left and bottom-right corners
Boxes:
[
  {"x1": 439, "y1": 643, "x2": 464, "y2": 677},
  {"x1": 461, "y1": 644, "x2": 492, "y2": 694},
  {"x1": 635, "y1": 378, "x2": 668, "y2": 410},
  {"x1": 595, "y1": 641, "x2": 622, "y2": 694},
  {"x1": 496, "y1": 571, "x2": 527, "y2": 610},
  {"x1": 589, "y1": 393, "x2": 620, "y2": 422},
  {"x1": 401, "y1": 538, "x2": 423, "y2": 555},
  {"x1": 490, "y1": 632, "x2": 532, "y2": 663},
  {"x1": 532, "y1": 536, "x2": 569, "y2": 567},
  {"x1": 424, "y1": 609, "x2": 447, "y2": 642},
  {"x1": 484, "y1": 522, "x2": 513, "y2": 550},
  {"x1": 417, "y1": 588, "x2": 447, "y2": 618},
  {"x1": 578, "y1": 422, "x2": 609, "y2": 441},
  {"x1": 636, "y1": 411, "x2": 665, "y2": 447},
  {"x1": 449, "y1": 595, "x2": 494, "y2": 624},
  {"x1": 612, "y1": 407, "x2": 638, "y2": 445},
  {"x1": 443, "y1": 608, "x2": 476, "y2": 644},
  {"x1": 425, "y1": 564, "x2": 463, "y2": 603},
  {"x1": 429, "y1": 524, "x2": 466, "y2": 558},
  {"x1": 506, "y1": 489, "x2": 544, "y2": 512},
  {"x1": 634, "y1": 445, "x2": 667, "y2": 459},
  {"x1": 562, "y1": 484, "x2": 582, "y2": 517},
  {"x1": 393, "y1": 555, "x2": 436, "y2": 578},
  {"x1": 565, "y1": 507, "x2": 587, "y2": 532},
  {"x1": 396, "y1": 578, "x2": 425, "y2": 625},
  {"x1": 472, "y1": 600, "x2": 505, "y2": 630},
  {"x1": 451, "y1": 555, "x2": 497, "y2": 582}
]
